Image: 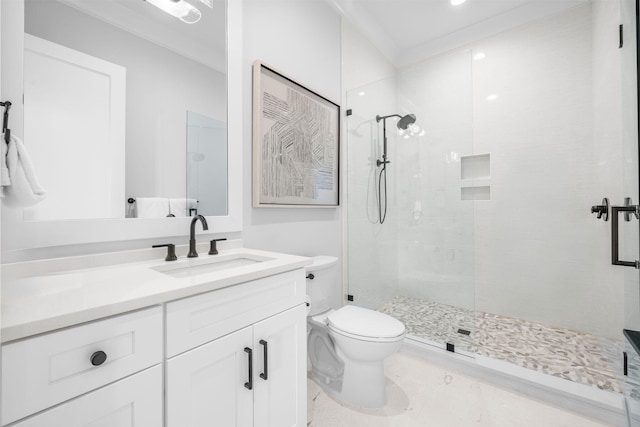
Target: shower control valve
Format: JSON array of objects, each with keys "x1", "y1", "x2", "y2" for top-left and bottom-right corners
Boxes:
[{"x1": 590, "y1": 198, "x2": 609, "y2": 221}]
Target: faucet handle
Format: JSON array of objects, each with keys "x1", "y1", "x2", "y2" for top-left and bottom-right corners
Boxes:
[
  {"x1": 208, "y1": 238, "x2": 227, "y2": 255},
  {"x1": 152, "y1": 243, "x2": 177, "y2": 261}
]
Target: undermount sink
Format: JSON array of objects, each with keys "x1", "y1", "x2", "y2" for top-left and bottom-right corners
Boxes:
[{"x1": 151, "y1": 253, "x2": 273, "y2": 278}]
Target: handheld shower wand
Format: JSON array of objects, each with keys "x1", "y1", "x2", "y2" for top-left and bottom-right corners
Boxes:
[{"x1": 374, "y1": 113, "x2": 417, "y2": 224}]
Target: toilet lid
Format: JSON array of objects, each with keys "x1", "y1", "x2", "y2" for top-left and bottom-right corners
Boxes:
[{"x1": 326, "y1": 306, "x2": 405, "y2": 339}]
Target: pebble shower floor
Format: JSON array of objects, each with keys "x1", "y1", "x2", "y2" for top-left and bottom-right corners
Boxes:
[{"x1": 378, "y1": 295, "x2": 622, "y2": 393}]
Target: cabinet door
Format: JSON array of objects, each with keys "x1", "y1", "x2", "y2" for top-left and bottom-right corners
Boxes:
[
  {"x1": 166, "y1": 326, "x2": 253, "y2": 427},
  {"x1": 253, "y1": 304, "x2": 307, "y2": 427},
  {"x1": 11, "y1": 365, "x2": 162, "y2": 427}
]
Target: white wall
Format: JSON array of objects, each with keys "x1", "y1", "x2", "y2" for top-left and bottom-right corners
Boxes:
[
  {"x1": 341, "y1": 21, "x2": 396, "y2": 94},
  {"x1": 242, "y1": 0, "x2": 343, "y2": 308}
]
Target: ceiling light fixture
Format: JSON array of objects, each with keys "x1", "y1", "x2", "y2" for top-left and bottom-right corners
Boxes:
[
  {"x1": 195, "y1": 0, "x2": 214, "y2": 8},
  {"x1": 144, "y1": 0, "x2": 202, "y2": 24},
  {"x1": 451, "y1": 0, "x2": 467, "y2": 5}
]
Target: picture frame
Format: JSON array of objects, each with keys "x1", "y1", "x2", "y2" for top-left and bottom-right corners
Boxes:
[{"x1": 252, "y1": 60, "x2": 340, "y2": 207}]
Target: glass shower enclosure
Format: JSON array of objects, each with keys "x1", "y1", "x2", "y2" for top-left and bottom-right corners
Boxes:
[{"x1": 346, "y1": 0, "x2": 637, "y2": 397}]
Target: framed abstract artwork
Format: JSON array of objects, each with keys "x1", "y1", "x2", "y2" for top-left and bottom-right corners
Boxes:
[{"x1": 252, "y1": 61, "x2": 340, "y2": 207}]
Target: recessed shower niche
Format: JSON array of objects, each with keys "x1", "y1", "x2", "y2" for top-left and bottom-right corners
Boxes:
[{"x1": 460, "y1": 153, "x2": 490, "y2": 201}]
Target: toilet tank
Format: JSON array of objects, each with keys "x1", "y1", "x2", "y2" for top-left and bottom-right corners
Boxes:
[{"x1": 306, "y1": 256, "x2": 339, "y2": 316}]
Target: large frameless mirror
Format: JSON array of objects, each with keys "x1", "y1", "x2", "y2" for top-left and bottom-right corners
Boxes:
[{"x1": 0, "y1": 0, "x2": 242, "y2": 254}]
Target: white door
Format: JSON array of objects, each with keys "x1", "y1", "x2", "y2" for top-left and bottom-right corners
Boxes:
[
  {"x1": 11, "y1": 366, "x2": 162, "y2": 427},
  {"x1": 23, "y1": 34, "x2": 125, "y2": 221},
  {"x1": 253, "y1": 304, "x2": 307, "y2": 427},
  {"x1": 166, "y1": 326, "x2": 253, "y2": 427}
]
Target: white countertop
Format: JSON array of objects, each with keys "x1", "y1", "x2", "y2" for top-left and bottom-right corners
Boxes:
[{"x1": 1, "y1": 243, "x2": 311, "y2": 343}]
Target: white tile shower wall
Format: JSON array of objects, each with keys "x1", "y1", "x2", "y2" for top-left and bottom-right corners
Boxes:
[
  {"x1": 472, "y1": 3, "x2": 623, "y2": 339},
  {"x1": 590, "y1": 0, "x2": 626, "y2": 334},
  {"x1": 395, "y1": 50, "x2": 475, "y2": 310},
  {"x1": 242, "y1": 0, "x2": 343, "y2": 310},
  {"x1": 386, "y1": 3, "x2": 624, "y2": 339}
]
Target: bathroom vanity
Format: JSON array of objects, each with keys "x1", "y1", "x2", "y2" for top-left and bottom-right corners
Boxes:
[{"x1": 1, "y1": 242, "x2": 309, "y2": 426}]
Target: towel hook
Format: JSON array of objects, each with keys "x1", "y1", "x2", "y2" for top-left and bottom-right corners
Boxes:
[{"x1": 0, "y1": 101, "x2": 12, "y2": 144}]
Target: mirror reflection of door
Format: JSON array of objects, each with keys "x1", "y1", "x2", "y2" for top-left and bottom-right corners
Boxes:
[
  {"x1": 187, "y1": 111, "x2": 228, "y2": 217},
  {"x1": 23, "y1": 34, "x2": 126, "y2": 221}
]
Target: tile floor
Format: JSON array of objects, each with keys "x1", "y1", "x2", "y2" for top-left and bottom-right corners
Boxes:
[
  {"x1": 307, "y1": 351, "x2": 616, "y2": 427},
  {"x1": 378, "y1": 296, "x2": 622, "y2": 393}
]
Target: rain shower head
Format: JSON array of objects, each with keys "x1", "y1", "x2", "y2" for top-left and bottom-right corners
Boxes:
[
  {"x1": 375, "y1": 113, "x2": 417, "y2": 130},
  {"x1": 397, "y1": 113, "x2": 416, "y2": 130}
]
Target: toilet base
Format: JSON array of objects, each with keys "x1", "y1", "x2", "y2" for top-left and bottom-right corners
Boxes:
[
  {"x1": 307, "y1": 309, "x2": 405, "y2": 409},
  {"x1": 311, "y1": 360, "x2": 387, "y2": 408},
  {"x1": 335, "y1": 356, "x2": 387, "y2": 408}
]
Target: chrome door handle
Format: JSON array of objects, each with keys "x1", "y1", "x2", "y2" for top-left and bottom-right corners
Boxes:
[{"x1": 611, "y1": 204, "x2": 640, "y2": 269}]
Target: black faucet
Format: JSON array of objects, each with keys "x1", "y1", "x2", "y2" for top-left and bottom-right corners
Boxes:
[{"x1": 187, "y1": 215, "x2": 208, "y2": 258}]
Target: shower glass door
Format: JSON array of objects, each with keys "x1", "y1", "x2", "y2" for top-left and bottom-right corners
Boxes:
[
  {"x1": 621, "y1": 0, "x2": 640, "y2": 423},
  {"x1": 346, "y1": 50, "x2": 478, "y2": 355}
]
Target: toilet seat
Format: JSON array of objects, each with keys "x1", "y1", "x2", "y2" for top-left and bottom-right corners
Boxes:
[
  {"x1": 326, "y1": 306, "x2": 405, "y2": 342},
  {"x1": 327, "y1": 324, "x2": 405, "y2": 343}
]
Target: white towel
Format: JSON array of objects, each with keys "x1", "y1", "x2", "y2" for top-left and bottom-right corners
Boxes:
[
  {"x1": 1, "y1": 136, "x2": 10, "y2": 187},
  {"x1": 135, "y1": 197, "x2": 170, "y2": 218},
  {"x1": 2, "y1": 134, "x2": 47, "y2": 208},
  {"x1": 169, "y1": 198, "x2": 198, "y2": 217}
]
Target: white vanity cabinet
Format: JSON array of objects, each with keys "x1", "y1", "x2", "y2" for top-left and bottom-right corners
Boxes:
[
  {"x1": 1, "y1": 261, "x2": 308, "y2": 427},
  {"x1": 165, "y1": 269, "x2": 307, "y2": 427}
]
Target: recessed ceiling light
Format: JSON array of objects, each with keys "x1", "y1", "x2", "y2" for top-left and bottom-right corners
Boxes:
[
  {"x1": 145, "y1": 0, "x2": 202, "y2": 24},
  {"x1": 451, "y1": 0, "x2": 467, "y2": 6},
  {"x1": 487, "y1": 94, "x2": 499, "y2": 101},
  {"x1": 195, "y1": 0, "x2": 213, "y2": 8},
  {"x1": 473, "y1": 52, "x2": 486, "y2": 61}
]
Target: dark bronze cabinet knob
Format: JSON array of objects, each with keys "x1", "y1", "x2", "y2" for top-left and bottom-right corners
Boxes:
[{"x1": 90, "y1": 350, "x2": 107, "y2": 366}]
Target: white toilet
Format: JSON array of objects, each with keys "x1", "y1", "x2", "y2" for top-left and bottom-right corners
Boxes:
[{"x1": 306, "y1": 256, "x2": 405, "y2": 408}]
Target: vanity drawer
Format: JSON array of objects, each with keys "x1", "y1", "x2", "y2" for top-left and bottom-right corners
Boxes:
[
  {"x1": 1, "y1": 306, "x2": 163, "y2": 426},
  {"x1": 166, "y1": 269, "x2": 305, "y2": 357},
  {"x1": 10, "y1": 365, "x2": 163, "y2": 427}
]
